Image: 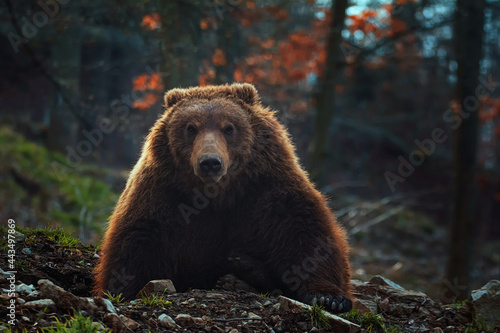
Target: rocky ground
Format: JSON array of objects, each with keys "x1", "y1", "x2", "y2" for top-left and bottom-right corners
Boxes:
[{"x1": 0, "y1": 228, "x2": 498, "y2": 332}]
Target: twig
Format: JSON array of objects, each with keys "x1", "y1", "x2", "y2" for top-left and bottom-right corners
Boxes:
[
  {"x1": 350, "y1": 205, "x2": 406, "y2": 235},
  {"x1": 212, "y1": 317, "x2": 265, "y2": 322}
]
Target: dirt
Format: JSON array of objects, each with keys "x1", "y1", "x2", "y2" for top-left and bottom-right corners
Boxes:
[{"x1": 0, "y1": 230, "x2": 493, "y2": 332}]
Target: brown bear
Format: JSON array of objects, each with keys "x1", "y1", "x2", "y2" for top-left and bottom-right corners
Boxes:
[{"x1": 93, "y1": 83, "x2": 352, "y2": 313}]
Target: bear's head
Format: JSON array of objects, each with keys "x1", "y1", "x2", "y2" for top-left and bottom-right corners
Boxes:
[{"x1": 162, "y1": 84, "x2": 259, "y2": 184}]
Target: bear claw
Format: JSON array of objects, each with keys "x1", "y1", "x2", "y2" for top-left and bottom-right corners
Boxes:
[{"x1": 307, "y1": 293, "x2": 352, "y2": 314}]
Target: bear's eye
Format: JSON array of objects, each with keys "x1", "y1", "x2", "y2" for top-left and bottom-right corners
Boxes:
[
  {"x1": 223, "y1": 125, "x2": 234, "y2": 135},
  {"x1": 186, "y1": 125, "x2": 197, "y2": 135}
]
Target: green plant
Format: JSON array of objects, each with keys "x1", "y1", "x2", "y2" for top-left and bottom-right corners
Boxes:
[
  {"x1": 40, "y1": 312, "x2": 109, "y2": 332},
  {"x1": 307, "y1": 303, "x2": 331, "y2": 330},
  {"x1": 14, "y1": 259, "x2": 31, "y2": 272},
  {"x1": 140, "y1": 293, "x2": 172, "y2": 308},
  {"x1": 103, "y1": 291, "x2": 125, "y2": 304},
  {"x1": 340, "y1": 309, "x2": 403, "y2": 333}
]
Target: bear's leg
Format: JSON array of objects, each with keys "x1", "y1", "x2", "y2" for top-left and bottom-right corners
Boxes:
[
  {"x1": 96, "y1": 219, "x2": 171, "y2": 300},
  {"x1": 226, "y1": 251, "x2": 278, "y2": 292},
  {"x1": 252, "y1": 193, "x2": 353, "y2": 313}
]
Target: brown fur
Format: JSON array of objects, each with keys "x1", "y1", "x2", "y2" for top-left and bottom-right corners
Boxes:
[{"x1": 93, "y1": 83, "x2": 352, "y2": 313}]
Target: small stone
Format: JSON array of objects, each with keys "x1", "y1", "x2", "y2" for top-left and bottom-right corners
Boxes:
[
  {"x1": 206, "y1": 292, "x2": 224, "y2": 298},
  {"x1": 0, "y1": 268, "x2": 14, "y2": 280},
  {"x1": 92, "y1": 322, "x2": 106, "y2": 331},
  {"x1": 174, "y1": 313, "x2": 204, "y2": 326},
  {"x1": 102, "y1": 298, "x2": 117, "y2": 313},
  {"x1": 15, "y1": 283, "x2": 36, "y2": 295},
  {"x1": 297, "y1": 322, "x2": 308, "y2": 329},
  {"x1": 21, "y1": 248, "x2": 31, "y2": 255},
  {"x1": 119, "y1": 315, "x2": 139, "y2": 330},
  {"x1": 158, "y1": 313, "x2": 179, "y2": 329},
  {"x1": 248, "y1": 312, "x2": 261, "y2": 324},
  {"x1": 273, "y1": 303, "x2": 280, "y2": 310},
  {"x1": 14, "y1": 231, "x2": 25, "y2": 242},
  {"x1": 241, "y1": 311, "x2": 248, "y2": 317},
  {"x1": 17, "y1": 298, "x2": 25, "y2": 305},
  {"x1": 433, "y1": 328, "x2": 444, "y2": 333},
  {"x1": 369, "y1": 275, "x2": 404, "y2": 290},
  {"x1": 136, "y1": 279, "x2": 176, "y2": 298},
  {"x1": 21, "y1": 316, "x2": 29, "y2": 321},
  {"x1": 22, "y1": 299, "x2": 56, "y2": 311},
  {"x1": 93, "y1": 253, "x2": 100, "y2": 258},
  {"x1": 228, "y1": 329, "x2": 239, "y2": 333},
  {"x1": 104, "y1": 313, "x2": 124, "y2": 332},
  {"x1": 263, "y1": 300, "x2": 272, "y2": 307}
]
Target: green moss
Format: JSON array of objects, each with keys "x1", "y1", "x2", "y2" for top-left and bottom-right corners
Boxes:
[{"x1": 0, "y1": 127, "x2": 118, "y2": 236}]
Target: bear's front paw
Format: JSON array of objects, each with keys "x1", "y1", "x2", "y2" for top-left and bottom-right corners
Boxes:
[{"x1": 307, "y1": 293, "x2": 352, "y2": 314}]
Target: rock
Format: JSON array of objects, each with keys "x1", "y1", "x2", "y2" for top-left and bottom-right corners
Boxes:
[
  {"x1": 0, "y1": 268, "x2": 14, "y2": 280},
  {"x1": 353, "y1": 298, "x2": 377, "y2": 314},
  {"x1": 206, "y1": 292, "x2": 225, "y2": 298},
  {"x1": 369, "y1": 275, "x2": 404, "y2": 290},
  {"x1": 247, "y1": 312, "x2": 262, "y2": 324},
  {"x1": 101, "y1": 298, "x2": 117, "y2": 314},
  {"x1": 104, "y1": 313, "x2": 124, "y2": 333},
  {"x1": 119, "y1": 315, "x2": 139, "y2": 330},
  {"x1": 263, "y1": 300, "x2": 272, "y2": 307},
  {"x1": 136, "y1": 279, "x2": 176, "y2": 298},
  {"x1": 38, "y1": 279, "x2": 98, "y2": 313},
  {"x1": 13, "y1": 231, "x2": 25, "y2": 242},
  {"x1": 158, "y1": 313, "x2": 179, "y2": 329},
  {"x1": 278, "y1": 296, "x2": 361, "y2": 333},
  {"x1": 297, "y1": 321, "x2": 308, "y2": 330},
  {"x1": 21, "y1": 248, "x2": 31, "y2": 255},
  {"x1": 174, "y1": 313, "x2": 204, "y2": 326},
  {"x1": 22, "y1": 299, "x2": 56, "y2": 311},
  {"x1": 15, "y1": 283, "x2": 36, "y2": 295},
  {"x1": 471, "y1": 280, "x2": 500, "y2": 329},
  {"x1": 92, "y1": 322, "x2": 106, "y2": 331}
]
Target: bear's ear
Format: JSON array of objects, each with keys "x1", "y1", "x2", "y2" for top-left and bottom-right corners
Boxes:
[
  {"x1": 164, "y1": 89, "x2": 187, "y2": 108},
  {"x1": 231, "y1": 83, "x2": 259, "y2": 106}
]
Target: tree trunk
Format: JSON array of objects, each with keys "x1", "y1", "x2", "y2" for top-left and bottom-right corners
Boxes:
[
  {"x1": 308, "y1": 0, "x2": 348, "y2": 186},
  {"x1": 47, "y1": 23, "x2": 81, "y2": 153},
  {"x1": 444, "y1": 0, "x2": 486, "y2": 302}
]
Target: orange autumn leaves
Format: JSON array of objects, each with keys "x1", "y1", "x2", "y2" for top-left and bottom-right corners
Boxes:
[
  {"x1": 347, "y1": 6, "x2": 410, "y2": 39},
  {"x1": 132, "y1": 73, "x2": 164, "y2": 110},
  {"x1": 142, "y1": 14, "x2": 160, "y2": 30}
]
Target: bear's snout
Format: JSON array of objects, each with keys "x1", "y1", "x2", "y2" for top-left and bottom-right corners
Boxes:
[{"x1": 199, "y1": 154, "x2": 223, "y2": 174}]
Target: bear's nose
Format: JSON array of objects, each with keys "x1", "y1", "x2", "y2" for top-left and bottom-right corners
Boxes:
[{"x1": 199, "y1": 154, "x2": 222, "y2": 173}]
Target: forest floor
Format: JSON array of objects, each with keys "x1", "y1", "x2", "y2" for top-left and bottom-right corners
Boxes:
[{"x1": 0, "y1": 227, "x2": 497, "y2": 332}]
